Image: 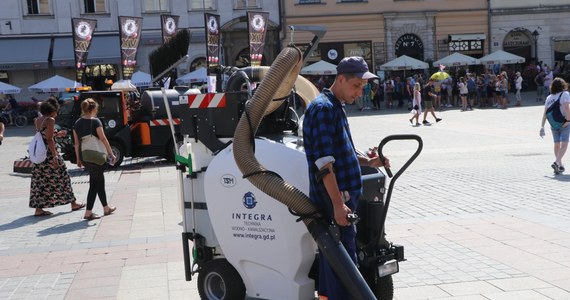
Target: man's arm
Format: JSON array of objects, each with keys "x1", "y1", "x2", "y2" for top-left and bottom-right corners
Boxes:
[{"x1": 320, "y1": 162, "x2": 352, "y2": 227}]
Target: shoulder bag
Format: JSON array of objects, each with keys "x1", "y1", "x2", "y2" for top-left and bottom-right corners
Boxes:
[{"x1": 81, "y1": 119, "x2": 107, "y2": 165}]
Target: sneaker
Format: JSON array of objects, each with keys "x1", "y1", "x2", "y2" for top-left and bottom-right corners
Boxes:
[
  {"x1": 436, "y1": 118, "x2": 442, "y2": 123},
  {"x1": 552, "y1": 162, "x2": 561, "y2": 174},
  {"x1": 415, "y1": 122, "x2": 421, "y2": 126},
  {"x1": 409, "y1": 119, "x2": 413, "y2": 125},
  {"x1": 422, "y1": 120, "x2": 430, "y2": 125},
  {"x1": 560, "y1": 165, "x2": 565, "y2": 173}
]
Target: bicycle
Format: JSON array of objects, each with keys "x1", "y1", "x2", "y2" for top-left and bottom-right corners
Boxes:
[{"x1": 0, "y1": 110, "x2": 27, "y2": 128}]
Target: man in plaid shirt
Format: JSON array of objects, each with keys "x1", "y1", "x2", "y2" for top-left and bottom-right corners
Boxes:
[{"x1": 303, "y1": 56, "x2": 390, "y2": 300}]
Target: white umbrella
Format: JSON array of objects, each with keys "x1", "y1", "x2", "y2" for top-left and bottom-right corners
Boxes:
[
  {"x1": 111, "y1": 80, "x2": 137, "y2": 92},
  {"x1": 0, "y1": 81, "x2": 21, "y2": 94},
  {"x1": 28, "y1": 75, "x2": 81, "y2": 93},
  {"x1": 176, "y1": 68, "x2": 208, "y2": 85},
  {"x1": 479, "y1": 50, "x2": 525, "y2": 65},
  {"x1": 433, "y1": 52, "x2": 480, "y2": 67},
  {"x1": 131, "y1": 71, "x2": 152, "y2": 87},
  {"x1": 565, "y1": 54, "x2": 570, "y2": 61},
  {"x1": 380, "y1": 55, "x2": 428, "y2": 71},
  {"x1": 300, "y1": 60, "x2": 337, "y2": 75}
]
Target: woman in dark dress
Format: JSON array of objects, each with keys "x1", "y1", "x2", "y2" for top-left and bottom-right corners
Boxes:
[{"x1": 29, "y1": 99, "x2": 85, "y2": 216}]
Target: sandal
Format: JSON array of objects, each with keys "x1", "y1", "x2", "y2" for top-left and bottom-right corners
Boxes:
[
  {"x1": 104, "y1": 206, "x2": 117, "y2": 216},
  {"x1": 34, "y1": 210, "x2": 53, "y2": 217},
  {"x1": 71, "y1": 202, "x2": 86, "y2": 211},
  {"x1": 83, "y1": 214, "x2": 101, "y2": 220}
]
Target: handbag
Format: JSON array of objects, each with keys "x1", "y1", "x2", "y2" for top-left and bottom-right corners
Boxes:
[
  {"x1": 81, "y1": 119, "x2": 107, "y2": 165},
  {"x1": 28, "y1": 118, "x2": 48, "y2": 164}
]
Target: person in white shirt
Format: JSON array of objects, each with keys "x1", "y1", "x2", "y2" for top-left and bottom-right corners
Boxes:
[
  {"x1": 540, "y1": 77, "x2": 570, "y2": 174},
  {"x1": 515, "y1": 72, "x2": 523, "y2": 106}
]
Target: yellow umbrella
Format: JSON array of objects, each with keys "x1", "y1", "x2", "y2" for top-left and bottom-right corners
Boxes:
[{"x1": 430, "y1": 71, "x2": 450, "y2": 81}]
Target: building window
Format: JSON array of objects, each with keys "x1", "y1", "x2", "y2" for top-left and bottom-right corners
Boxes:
[
  {"x1": 189, "y1": 0, "x2": 215, "y2": 10},
  {"x1": 299, "y1": 0, "x2": 322, "y2": 3},
  {"x1": 449, "y1": 40, "x2": 482, "y2": 53},
  {"x1": 235, "y1": 0, "x2": 259, "y2": 9},
  {"x1": 84, "y1": 0, "x2": 106, "y2": 13},
  {"x1": 27, "y1": 0, "x2": 50, "y2": 15},
  {"x1": 143, "y1": 0, "x2": 168, "y2": 12}
]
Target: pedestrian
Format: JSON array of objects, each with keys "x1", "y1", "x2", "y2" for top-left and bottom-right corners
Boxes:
[
  {"x1": 515, "y1": 71, "x2": 523, "y2": 106},
  {"x1": 384, "y1": 78, "x2": 394, "y2": 109},
  {"x1": 29, "y1": 99, "x2": 85, "y2": 217},
  {"x1": 535, "y1": 71, "x2": 545, "y2": 102},
  {"x1": 409, "y1": 82, "x2": 422, "y2": 126},
  {"x1": 73, "y1": 98, "x2": 117, "y2": 220},
  {"x1": 543, "y1": 68, "x2": 554, "y2": 99},
  {"x1": 4, "y1": 95, "x2": 19, "y2": 125},
  {"x1": 422, "y1": 80, "x2": 443, "y2": 125},
  {"x1": 458, "y1": 77, "x2": 468, "y2": 111},
  {"x1": 0, "y1": 112, "x2": 5, "y2": 145},
  {"x1": 539, "y1": 77, "x2": 570, "y2": 174},
  {"x1": 303, "y1": 56, "x2": 390, "y2": 300}
]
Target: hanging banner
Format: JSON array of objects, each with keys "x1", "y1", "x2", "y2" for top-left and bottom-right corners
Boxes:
[
  {"x1": 71, "y1": 18, "x2": 97, "y2": 82},
  {"x1": 204, "y1": 13, "x2": 221, "y2": 69},
  {"x1": 247, "y1": 11, "x2": 269, "y2": 67},
  {"x1": 118, "y1": 16, "x2": 143, "y2": 80},
  {"x1": 161, "y1": 14, "x2": 179, "y2": 44}
]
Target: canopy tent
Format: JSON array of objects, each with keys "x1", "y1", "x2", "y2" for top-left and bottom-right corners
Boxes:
[
  {"x1": 131, "y1": 71, "x2": 153, "y2": 87},
  {"x1": 380, "y1": 55, "x2": 428, "y2": 71},
  {"x1": 433, "y1": 52, "x2": 480, "y2": 67},
  {"x1": 28, "y1": 75, "x2": 82, "y2": 93},
  {"x1": 566, "y1": 54, "x2": 570, "y2": 61},
  {"x1": 111, "y1": 80, "x2": 138, "y2": 92},
  {"x1": 479, "y1": 50, "x2": 525, "y2": 65},
  {"x1": 176, "y1": 68, "x2": 208, "y2": 85},
  {"x1": 0, "y1": 81, "x2": 21, "y2": 94},
  {"x1": 300, "y1": 60, "x2": 337, "y2": 75}
]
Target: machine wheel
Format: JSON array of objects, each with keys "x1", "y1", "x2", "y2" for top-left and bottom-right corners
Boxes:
[
  {"x1": 109, "y1": 141, "x2": 125, "y2": 167},
  {"x1": 14, "y1": 115, "x2": 27, "y2": 128},
  {"x1": 361, "y1": 267, "x2": 394, "y2": 300},
  {"x1": 197, "y1": 259, "x2": 246, "y2": 300}
]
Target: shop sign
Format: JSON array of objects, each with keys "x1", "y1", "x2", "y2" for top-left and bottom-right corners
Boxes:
[{"x1": 503, "y1": 31, "x2": 530, "y2": 48}]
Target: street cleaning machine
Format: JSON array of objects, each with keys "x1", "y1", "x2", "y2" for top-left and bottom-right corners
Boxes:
[{"x1": 175, "y1": 27, "x2": 422, "y2": 299}]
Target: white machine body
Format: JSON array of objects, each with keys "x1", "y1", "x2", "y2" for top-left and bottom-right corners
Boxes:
[{"x1": 183, "y1": 137, "x2": 317, "y2": 299}]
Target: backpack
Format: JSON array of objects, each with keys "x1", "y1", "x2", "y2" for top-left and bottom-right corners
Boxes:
[
  {"x1": 546, "y1": 93, "x2": 568, "y2": 130},
  {"x1": 467, "y1": 78, "x2": 476, "y2": 92},
  {"x1": 28, "y1": 130, "x2": 47, "y2": 164}
]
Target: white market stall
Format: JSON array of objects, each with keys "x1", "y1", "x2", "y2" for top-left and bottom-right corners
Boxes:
[
  {"x1": 479, "y1": 50, "x2": 525, "y2": 65},
  {"x1": 433, "y1": 52, "x2": 480, "y2": 67},
  {"x1": 28, "y1": 75, "x2": 82, "y2": 93},
  {"x1": 380, "y1": 55, "x2": 428, "y2": 71},
  {"x1": 131, "y1": 71, "x2": 153, "y2": 87},
  {"x1": 176, "y1": 68, "x2": 208, "y2": 85},
  {"x1": 0, "y1": 82, "x2": 21, "y2": 94},
  {"x1": 300, "y1": 60, "x2": 337, "y2": 75}
]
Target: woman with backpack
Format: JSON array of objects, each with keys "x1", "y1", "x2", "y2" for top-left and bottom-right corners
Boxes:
[{"x1": 539, "y1": 77, "x2": 570, "y2": 174}]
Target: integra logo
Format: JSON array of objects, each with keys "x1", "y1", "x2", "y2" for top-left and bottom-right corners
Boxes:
[{"x1": 243, "y1": 192, "x2": 257, "y2": 209}]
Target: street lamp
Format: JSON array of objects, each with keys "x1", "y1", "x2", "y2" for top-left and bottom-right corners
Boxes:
[{"x1": 532, "y1": 30, "x2": 540, "y2": 63}]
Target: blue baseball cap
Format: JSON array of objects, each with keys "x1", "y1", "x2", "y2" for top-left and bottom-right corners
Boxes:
[{"x1": 336, "y1": 56, "x2": 378, "y2": 79}]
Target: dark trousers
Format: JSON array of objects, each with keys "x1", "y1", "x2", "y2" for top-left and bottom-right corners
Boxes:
[{"x1": 84, "y1": 162, "x2": 108, "y2": 210}]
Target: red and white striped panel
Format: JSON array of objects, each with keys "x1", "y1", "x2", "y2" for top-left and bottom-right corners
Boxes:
[
  {"x1": 186, "y1": 93, "x2": 227, "y2": 109},
  {"x1": 149, "y1": 118, "x2": 181, "y2": 126},
  {"x1": 13, "y1": 159, "x2": 33, "y2": 173}
]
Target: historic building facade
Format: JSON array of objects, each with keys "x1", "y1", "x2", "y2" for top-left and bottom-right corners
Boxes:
[
  {"x1": 0, "y1": 0, "x2": 280, "y2": 99},
  {"x1": 283, "y1": 0, "x2": 488, "y2": 74}
]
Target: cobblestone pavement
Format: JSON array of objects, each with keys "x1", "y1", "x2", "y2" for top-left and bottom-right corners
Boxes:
[{"x1": 0, "y1": 91, "x2": 569, "y2": 299}]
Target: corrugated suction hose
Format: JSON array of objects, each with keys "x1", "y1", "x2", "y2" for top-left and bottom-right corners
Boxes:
[{"x1": 232, "y1": 46, "x2": 320, "y2": 226}]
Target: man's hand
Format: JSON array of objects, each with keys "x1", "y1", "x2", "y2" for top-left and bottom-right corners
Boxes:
[
  {"x1": 368, "y1": 156, "x2": 390, "y2": 168},
  {"x1": 333, "y1": 203, "x2": 352, "y2": 226}
]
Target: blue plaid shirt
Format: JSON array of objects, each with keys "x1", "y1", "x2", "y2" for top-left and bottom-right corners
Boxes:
[{"x1": 303, "y1": 89, "x2": 362, "y2": 209}]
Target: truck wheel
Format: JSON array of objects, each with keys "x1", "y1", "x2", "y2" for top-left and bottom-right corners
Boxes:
[
  {"x1": 109, "y1": 141, "x2": 124, "y2": 167},
  {"x1": 197, "y1": 259, "x2": 246, "y2": 300}
]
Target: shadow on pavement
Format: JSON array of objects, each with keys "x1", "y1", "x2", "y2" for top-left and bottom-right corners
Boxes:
[
  {"x1": 37, "y1": 219, "x2": 94, "y2": 236},
  {"x1": 0, "y1": 214, "x2": 54, "y2": 232}
]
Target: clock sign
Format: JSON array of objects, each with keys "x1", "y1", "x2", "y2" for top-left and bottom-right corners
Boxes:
[
  {"x1": 76, "y1": 21, "x2": 92, "y2": 40},
  {"x1": 122, "y1": 19, "x2": 138, "y2": 37}
]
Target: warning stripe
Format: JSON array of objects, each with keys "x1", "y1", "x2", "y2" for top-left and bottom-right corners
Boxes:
[
  {"x1": 187, "y1": 93, "x2": 227, "y2": 108},
  {"x1": 149, "y1": 118, "x2": 181, "y2": 126},
  {"x1": 13, "y1": 159, "x2": 33, "y2": 168}
]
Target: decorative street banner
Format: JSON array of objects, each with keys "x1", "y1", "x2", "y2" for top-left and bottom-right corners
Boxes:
[
  {"x1": 161, "y1": 14, "x2": 179, "y2": 44},
  {"x1": 247, "y1": 11, "x2": 269, "y2": 67},
  {"x1": 204, "y1": 13, "x2": 221, "y2": 68},
  {"x1": 71, "y1": 18, "x2": 97, "y2": 82},
  {"x1": 118, "y1": 16, "x2": 143, "y2": 80}
]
